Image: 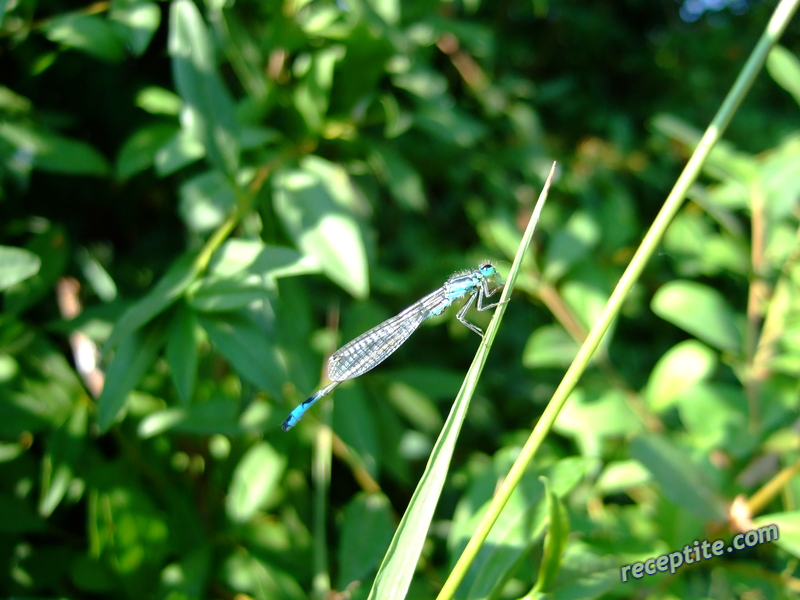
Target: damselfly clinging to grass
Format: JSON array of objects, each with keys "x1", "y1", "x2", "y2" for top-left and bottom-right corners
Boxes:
[{"x1": 281, "y1": 262, "x2": 505, "y2": 431}]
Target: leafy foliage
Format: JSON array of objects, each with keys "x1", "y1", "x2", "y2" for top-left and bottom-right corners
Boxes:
[{"x1": 1, "y1": 0, "x2": 800, "y2": 599}]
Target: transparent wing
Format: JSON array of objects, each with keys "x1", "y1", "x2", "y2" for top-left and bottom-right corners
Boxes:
[{"x1": 327, "y1": 288, "x2": 450, "y2": 381}]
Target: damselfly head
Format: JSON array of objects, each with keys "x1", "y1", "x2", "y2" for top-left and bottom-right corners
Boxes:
[{"x1": 478, "y1": 262, "x2": 497, "y2": 278}]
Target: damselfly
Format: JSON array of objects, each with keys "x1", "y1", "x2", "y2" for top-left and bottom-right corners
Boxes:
[{"x1": 281, "y1": 263, "x2": 505, "y2": 431}]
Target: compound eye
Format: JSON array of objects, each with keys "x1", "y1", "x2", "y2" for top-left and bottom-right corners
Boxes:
[{"x1": 479, "y1": 263, "x2": 494, "y2": 276}]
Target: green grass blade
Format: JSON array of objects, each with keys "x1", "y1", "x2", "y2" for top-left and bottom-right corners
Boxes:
[{"x1": 367, "y1": 164, "x2": 556, "y2": 600}]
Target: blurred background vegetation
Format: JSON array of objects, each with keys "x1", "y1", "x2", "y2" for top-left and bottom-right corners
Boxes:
[{"x1": 2, "y1": 0, "x2": 800, "y2": 598}]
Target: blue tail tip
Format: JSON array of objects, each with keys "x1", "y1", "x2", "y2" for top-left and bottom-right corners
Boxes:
[{"x1": 281, "y1": 417, "x2": 295, "y2": 432}]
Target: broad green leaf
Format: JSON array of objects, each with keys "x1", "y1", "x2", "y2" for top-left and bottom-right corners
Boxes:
[
  {"x1": 39, "y1": 400, "x2": 88, "y2": 516},
  {"x1": 0, "y1": 85, "x2": 32, "y2": 113},
  {"x1": 415, "y1": 103, "x2": 487, "y2": 148},
  {"x1": 226, "y1": 442, "x2": 286, "y2": 522},
  {"x1": 3, "y1": 225, "x2": 68, "y2": 315},
  {"x1": 543, "y1": 211, "x2": 601, "y2": 282},
  {"x1": 104, "y1": 252, "x2": 199, "y2": 349},
  {"x1": 644, "y1": 340, "x2": 717, "y2": 411},
  {"x1": 0, "y1": 441, "x2": 24, "y2": 462},
  {"x1": 222, "y1": 550, "x2": 305, "y2": 600},
  {"x1": 523, "y1": 324, "x2": 580, "y2": 368},
  {"x1": 760, "y1": 133, "x2": 800, "y2": 221},
  {"x1": 629, "y1": 434, "x2": 726, "y2": 521},
  {"x1": 169, "y1": 0, "x2": 239, "y2": 176},
  {"x1": 554, "y1": 388, "x2": 641, "y2": 457},
  {"x1": 293, "y1": 46, "x2": 345, "y2": 133},
  {"x1": 273, "y1": 157, "x2": 369, "y2": 299},
  {"x1": 137, "y1": 397, "x2": 243, "y2": 437},
  {"x1": 368, "y1": 144, "x2": 428, "y2": 212},
  {"x1": 135, "y1": 86, "x2": 182, "y2": 115},
  {"x1": 0, "y1": 245, "x2": 41, "y2": 291},
  {"x1": 651, "y1": 280, "x2": 742, "y2": 352},
  {"x1": 198, "y1": 310, "x2": 285, "y2": 397},
  {"x1": 154, "y1": 127, "x2": 205, "y2": 175},
  {"x1": 97, "y1": 325, "x2": 165, "y2": 431},
  {"x1": 44, "y1": 14, "x2": 125, "y2": 62},
  {"x1": 676, "y1": 383, "x2": 749, "y2": 455},
  {"x1": 333, "y1": 385, "x2": 380, "y2": 476},
  {"x1": 754, "y1": 512, "x2": 800, "y2": 558},
  {"x1": 595, "y1": 460, "x2": 651, "y2": 495},
  {"x1": 189, "y1": 276, "x2": 272, "y2": 311},
  {"x1": 109, "y1": 0, "x2": 160, "y2": 56},
  {"x1": 0, "y1": 122, "x2": 109, "y2": 175},
  {"x1": 664, "y1": 210, "x2": 750, "y2": 277},
  {"x1": 208, "y1": 239, "x2": 320, "y2": 281},
  {"x1": 767, "y1": 45, "x2": 800, "y2": 107},
  {"x1": 544, "y1": 544, "x2": 621, "y2": 600},
  {"x1": 337, "y1": 493, "x2": 394, "y2": 589},
  {"x1": 115, "y1": 123, "x2": 178, "y2": 180},
  {"x1": 178, "y1": 170, "x2": 237, "y2": 233},
  {"x1": 165, "y1": 303, "x2": 198, "y2": 403},
  {"x1": 561, "y1": 281, "x2": 609, "y2": 334},
  {"x1": 75, "y1": 246, "x2": 118, "y2": 302}
]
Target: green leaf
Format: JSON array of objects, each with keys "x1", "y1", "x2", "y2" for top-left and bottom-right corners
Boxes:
[
  {"x1": 0, "y1": 245, "x2": 41, "y2": 291},
  {"x1": 522, "y1": 324, "x2": 580, "y2": 368},
  {"x1": 767, "y1": 45, "x2": 800, "y2": 107},
  {"x1": 531, "y1": 477, "x2": 570, "y2": 594},
  {"x1": 629, "y1": 434, "x2": 726, "y2": 521},
  {"x1": 44, "y1": 14, "x2": 125, "y2": 62},
  {"x1": 754, "y1": 512, "x2": 800, "y2": 559},
  {"x1": 226, "y1": 442, "x2": 286, "y2": 522},
  {"x1": 451, "y1": 457, "x2": 588, "y2": 599},
  {"x1": 97, "y1": 325, "x2": 165, "y2": 431},
  {"x1": 137, "y1": 397, "x2": 243, "y2": 437},
  {"x1": 197, "y1": 310, "x2": 285, "y2": 397},
  {"x1": 39, "y1": 400, "x2": 88, "y2": 516},
  {"x1": 644, "y1": 340, "x2": 717, "y2": 411},
  {"x1": 0, "y1": 122, "x2": 110, "y2": 175},
  {"x1": 3, "y1": 225, "x2": 68, "y2": 315},
  {"x1": 178, "y1": 170, "x2": 237, "y2": 233},
  {"x1": 651, "y1": 280, "x2": 742, "y2": 352},
  {"x1": 165, "y1": 303, "x2": 198, "y2": 403},
  {"x1": 154, "y1": 128, "x2": 205, "y2": 175},
  {"x1": 208, "y1": 239, "x2": 320, "y2": 281},
  {"x1": 554, "y1": 388, "x2": 641, "y2": 457},
  {"x1": 169, "y1": 0, "x2": 239, "y2": 176},
  {"x1": 293, "y1": 46, "x2": 346, "y2": 133},
  {"x1": 543, "y1": 211, "x2": 601, "y2": 281},
  {"x1": 676, "y1": 383, "x2": 748, "y2": 454},
  {"x1": 337, "y1": 493, "x2": 394, "y2": 588},
  {"x1": 222, "y1": 550, "x2": 305, "y2": 600},
  {"x1": 109, "y1": 0, "x2": 160, "y2": 57},
  {"x1": 369, "y1": 144, "x2": 428, "y2": 212},
  {"x1": 189, "y1": 276, "x2": 273, "y2": 311},
  {"x1": 105, "y1": 252, "x2": 199, "y2": 349},
  {"x1": 115, "y1": 123, "x2": 178, "y2": 180},
  {"x1": 136, "y1": 86, "x2": 183, "y2": 115},
  {"x1": 273, "y1": 156, "x2": 369, "y2": 299},
  {"x1": 651, "y1": 113, "x2": 758, "y2": 184}
]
